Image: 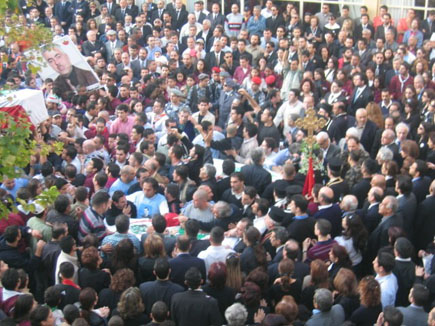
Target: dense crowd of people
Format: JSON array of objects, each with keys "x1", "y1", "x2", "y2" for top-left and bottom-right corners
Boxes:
[{"x1": 0, "y1": 0, "x2": 435, "y2": 325}]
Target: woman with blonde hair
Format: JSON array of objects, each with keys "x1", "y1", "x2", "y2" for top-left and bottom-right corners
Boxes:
[
  {"x1": 226, "y1": 253, "x2": 243, "y2": 292},
  {"x1": 138, "y1": 234, "x2": 166, "y2": 283},
  {"x1": 340, "y1": 18, "x2": 353, "y2": 38},
  {"x1": 115, "y1": 287, "x2": 149, "y2": 326},
  {"x1": 365, "y1": 102, "x2": 384, "y2": 129}
]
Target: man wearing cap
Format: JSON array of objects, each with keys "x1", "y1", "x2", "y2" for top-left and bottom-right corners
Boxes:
[
  {"x1": 165, "y1": 88, "x2": 188, "y2": 121},
  {"x1": 187, "y1": 73, "x2": 211, "y2": 113},
  {"x1": 326, "y1": 157, "x2": 349, "y2": 203},
  {"x1": 217, "y1": 78, "x2": 239, "y2": 130},
  {"x1": 105, "y1": 30, "x2": 123, "y2": 62},
  {"x1": 248, "y1": 76, "x2": 266, "y2": 105}
]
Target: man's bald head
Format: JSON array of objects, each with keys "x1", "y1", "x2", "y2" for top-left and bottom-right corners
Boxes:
[
  {"x1": 371, "y1": 174, "x2": 386, "y2": 189},
  {"x1": 319, "y1": 187, "x2": 334, "y2": 205}
]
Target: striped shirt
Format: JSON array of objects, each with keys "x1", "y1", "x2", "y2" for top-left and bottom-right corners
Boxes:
[
  {"x1": 306, "y1": 239, "x2": 337, "y2": 263},
  {"x1": 78, "y1": 207, "x2": 107, "y2": 243}
]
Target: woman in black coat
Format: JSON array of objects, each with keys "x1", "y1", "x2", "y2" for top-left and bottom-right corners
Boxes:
[
  {"x1": 268, "y1": 259, "x2": 302, "y2": 306},
  {"x1": 202, "y1": 262, "x2": 236, "y2": 320},
  {"x1": 112, "y1": 287, "x2": 150, "y2": 326},
  {"x1": 78, "y1": 247, "x2": 111, "y2": 294},
  {"x1": 240, "y1": 227, "x2": 267, "y2": 276},
  {"x1": 98, "y1": 268, "x2": 136, "y2": 314}
]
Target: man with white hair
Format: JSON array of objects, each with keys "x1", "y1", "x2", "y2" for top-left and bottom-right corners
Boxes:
[
  {"x1": 395, "y1": 122, "x2": 410, "y2": 149},
  {"x1": 355, "y1": 108, "x2": 378, "y2": 154},
  {"x1": 180, "y1": 13, "x2": 202, "y2": 39},
  {"x1": 82, "y1": 30, "x2": 106, "y2": 59},
  {"x1": 367, "y1": 196, "x2": 403, "y2": 258},
  {"x1": 316, "y1": 131, "x2": 341, "y2": 166},
  {"x1": 340, "y1": 195, "x2": 359, "y2": 218},
  {"x1": 306, "y1": 288, "x2": 345, "y2": 326},
  {"x1": 378, "y1": 128, "x2": 401, "y2": 164}
]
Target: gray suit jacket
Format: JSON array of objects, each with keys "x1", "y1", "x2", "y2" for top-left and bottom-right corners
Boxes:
[
  {"x1": 105, "y1": 40, "x2": 124, "y2": 60},
  {"x1": 306, "y1": 305, "x2": 345, "y2": 326},
  {"x1": 397, "y1": 305, "x2": 428, "y2": 326}
]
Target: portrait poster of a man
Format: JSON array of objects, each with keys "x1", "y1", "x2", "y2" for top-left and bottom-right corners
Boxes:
[{"x1": 38, "y1": 36, "x2": 99, "y2": 97}]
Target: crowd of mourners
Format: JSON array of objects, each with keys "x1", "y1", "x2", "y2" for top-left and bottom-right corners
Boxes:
[{"x1": 1, "y1": 0, "x2": 435, "y2": 325}]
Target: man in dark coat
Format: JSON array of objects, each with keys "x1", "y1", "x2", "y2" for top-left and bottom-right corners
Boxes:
[
  {"x1": 171, "y1": 267, "x2": 222, "y2": 326},
  {"x1": 347, "y1": 73, "x2": 373, "y2": 116},
  {"x1": 355, "y1": 108, "x2": 378, "y2": 155},
  {"x1": 367, "y1": 196, "x2": 403, "y2": 261},
  {"x1": 414, "y1": 180, "x2": 435, "y2": 251},
  {"x1": 241, "y1": 148, "x2": 272, "y2": 196},
  {"x1": 313, "y1": 187, "x2": 342, "y2": 238},
  {"x1": 410, "y1": 160, "x2": 432, "y2": 204},
  {"x1": 140, "y1": 258, "x2": 184, "y2": 314},
  {"x1": 327, "y1": 102, "x2": 356, "y2": 145},
  {"x1": 351, "y1": 158, "x2": 378, "y2": 209}
]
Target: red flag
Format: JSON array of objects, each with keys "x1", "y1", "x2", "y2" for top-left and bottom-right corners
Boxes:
[{"x1": 303, "y1": 157, "x2": 315, "y2": 196}]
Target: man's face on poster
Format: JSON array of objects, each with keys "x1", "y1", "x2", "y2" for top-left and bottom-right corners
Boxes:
[{"x1": 43, "y1": 47, "x2": 72, "y2": 76}]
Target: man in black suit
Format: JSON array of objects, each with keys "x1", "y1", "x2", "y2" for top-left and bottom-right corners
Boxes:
[
  {"x1": 171, "y1": 267, "x2": 222, "y2": 326},
  {"x1": 197, "y1": 20, "x2": 213, "y2": 52},
  {"x1": 367, "y1": 196, "x2": 403, "y2": 260},
  {"x1": 410, "y1": 160, "x2": 432, "y2": 204},
  {"x1": 116, "y1": 52, "x2": 141, "y2": 80},
  {"x1": 171, "y1": 0, "x2": 188, "y2": 31},
  {"x1": 374, "y1": 13, "x2": 397, "y2": 41},
  {"x1": 313, "y1": 187, "x2": 342, "y2": 237},
  {"x1": 327, "y1": 102, "x2": 356, "y2": 144},
  {"x1": 421, "y1": 11, "x2": 435, "y2": 40},
  {"x1": 82, "y1": 30, "x2": 106, "y2": 58},
  {"x1": 126, "y1": 0, "x2": 139, "y2": 20},
  {"x1": 367, "y1": 52, "x2": 388, "y2": 85},
  {"x1": 269, "y1": 226, "x2": 289, "y2": 265},
  {"x1": 377, "y1": 129, "x2": 402, "y2": 165},
  {"x1": 54, "y1": 0, "x2": 73, "y2": 32},
  {"x1": 414, "y1": 180, "x2": 435, "y2": 251},
  {"x1": 140, "y1": 258, "x2": 184, "y2": 314},
  {"x1": 151, "y1": 0, "x2": 166, "y2": 22},
  {"x1": 351, "y1": 158, "x2": 377, "y2": 209},
  {"x1": 114, "y1": 0, "x2": 132, "y2": 24},
  {"x1": 104, "y1": 0, "x2": 119, "y2": 16},
  {"x1": 395, "y1": 175, "x2": 417, "y2": 239},
  {"x1": 184, "y1": 219, "x2": 209, "y2": 257},
  {"x1": 268, "y1": 239, "x2": 310, "y2": 284},
  {"x1": 287, "y1": 195, "x2": 315, "y2": 244},
  {"x1": 355, "y1": 108, "x2": 378, "y2": 154},
  {"x1": 353, "y1": 14, "x2": 374, "y2": 40},
  {"x1": 241, "y1": 148, "x2": 272, "y2": 196},
  {"x1": 265, "y1": 5, "x2": 284, "y2": 36},
  {"x1": 348, "y1": 73, "x2": 373, "y2": 116},
  {"x1": 207, "y1": 2, "x2": 225, "y2": 30},
  {"x1": 358, "y1": 186, "x2": 383, "y2": 233},
  {"x1": 193, "y1": 1, "x2": 207, "y2": 23},
  {"x1": 316, "y1": 132, "x2": 341, "y2": 168},
  {"x1": 204, "y1": 39, "x2": 225, "y2": 71}
]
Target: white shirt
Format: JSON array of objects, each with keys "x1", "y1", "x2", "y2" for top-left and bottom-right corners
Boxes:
[
  {"x1": 253, "y1": 216, "x2": 267, "y2": 235},
  {"x1": 334, "y1": 235, "x2": 362, "y2": 266},
  {"x1": 376, "y1": 273, "x2": 398, "y2": 308},
  {"x1": 198, "y1": 245, "x2": 234, "y2": 275}
]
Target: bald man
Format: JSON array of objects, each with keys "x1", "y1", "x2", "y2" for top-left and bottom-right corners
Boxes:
[
  {"x1": 313, "y1": 187, "x2": 342, "y2": 237},
  {"x1": 109, "y1": 165, "x2": 137, "y2": 195},
  {"x1": 357, "y1": 186, "x2": 384, "y2": 232}
]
